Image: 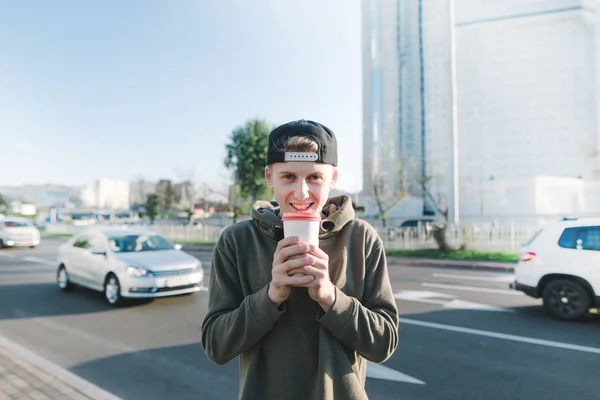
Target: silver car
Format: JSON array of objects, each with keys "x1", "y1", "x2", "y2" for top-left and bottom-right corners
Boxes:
[
  {"x1": 0, "y1": 217, "x2": 41, "y2": 248},
  {"x1": 56, "y1": 229, "x2": 204, "y2": 305}
]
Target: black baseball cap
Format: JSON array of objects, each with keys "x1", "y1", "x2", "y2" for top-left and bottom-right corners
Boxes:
[{"x1": 265, "y1": 119, "x2": 338, "y2": 166}]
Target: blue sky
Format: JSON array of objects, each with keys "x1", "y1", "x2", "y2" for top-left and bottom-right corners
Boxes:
[{"x1": 0, "y1": 0, "x2": 363, "y2": 194}]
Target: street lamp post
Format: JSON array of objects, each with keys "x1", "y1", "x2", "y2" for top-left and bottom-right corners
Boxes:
[{"x1": 449, "y1": 0, "x2": 460, "y2": 225}]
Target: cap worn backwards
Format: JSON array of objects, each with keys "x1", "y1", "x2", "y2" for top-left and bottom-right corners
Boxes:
[{"x1": 265, "y1": 119, "x2": 338, "y2": 166}]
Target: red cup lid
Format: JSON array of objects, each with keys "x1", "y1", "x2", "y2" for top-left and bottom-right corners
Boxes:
[{"x1": 281, "y1": 212, "x2": 322, "y2": 221}]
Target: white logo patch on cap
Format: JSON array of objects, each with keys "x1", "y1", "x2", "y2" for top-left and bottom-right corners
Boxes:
[{"x1": 284, "y1": 152, "x2": 318, "y2": 162}]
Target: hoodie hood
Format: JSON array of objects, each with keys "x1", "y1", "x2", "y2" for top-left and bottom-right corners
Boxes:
[{"x1": 251, "y1": 195, "x2": 356, "y2": 241}]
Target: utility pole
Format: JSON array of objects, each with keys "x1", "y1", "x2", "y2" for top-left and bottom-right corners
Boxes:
[
  {"x1": 449, "y1": 0, "x2": 460, "y2": 225},
  {"x1": 203, "y1": 183, "x2": 208, "y2": 218}
]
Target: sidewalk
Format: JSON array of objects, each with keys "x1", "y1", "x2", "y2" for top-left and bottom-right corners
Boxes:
[{"x1": 0, "y1": 334, "x2": 121, "y2": 400}]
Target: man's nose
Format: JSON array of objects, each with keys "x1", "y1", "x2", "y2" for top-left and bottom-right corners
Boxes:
[{"x1": 294, "y1": 180, "x2": 310, "y2": 199}]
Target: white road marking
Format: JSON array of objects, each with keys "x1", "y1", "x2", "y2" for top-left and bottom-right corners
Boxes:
[
  {"x1": 24, "y1": 257, "x2": 56, "y2": 266},
  {"x1": 394, "y1": 291, "x2": 454, "y2": 300},
  {"x1": 397, "y1": 297, "x2": 448, "y2": 306},
  {"x1": 394, "y1": 291, "x2": 453, "y2": 305},
  {"x1": 443, "y1": 299, "x2": 513, "y2": 312},
  {"x1": 433, "y1": 273, "x2": 516, "y2": 283},
  {"x1": 400, "y1": 318, "x2": 600, "y2": 355},
  {"x1": 422, "y1": 283, "x2": 523, "y2": 296},
  {"x1": 0, "y1": 332, "x2": 123, "y2": 400},
  {"x1": 366, "y1": 362, "x2": 425, "y2": 385},
  {"x1": 394, "y1": 291, "x2": 513, "y2": 312}
]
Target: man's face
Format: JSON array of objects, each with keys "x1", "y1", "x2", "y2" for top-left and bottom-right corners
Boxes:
[{"x1": 265, "y1": 162, "x2": 338, "y2": 214}]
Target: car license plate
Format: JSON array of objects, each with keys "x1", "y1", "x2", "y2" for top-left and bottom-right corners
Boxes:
[{"x1": 164, "y1": 276, "x2": 189, "y2": 288}]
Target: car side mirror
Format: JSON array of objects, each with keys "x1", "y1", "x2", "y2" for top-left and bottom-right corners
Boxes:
[
  {"x1": 91, "y1": 248, "x2": 107, "y2": 257},
  {"x1": 174, "y1": 244, "x2": 182, "y2": 250}
]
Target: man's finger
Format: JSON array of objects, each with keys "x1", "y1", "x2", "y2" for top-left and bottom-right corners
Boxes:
[
  {"x1": 278, "y1": 244, "x2": 309, "y2": 262},
  {"x1": 287, "y1": 265, "x2": 312, "y2": 276},
  {"x1": 306, "y1": 244, "x2": 329, "y2": 260},
  {"x1": 273, "y1": 245, "x2": 309, "y2": 267},
  {"x1": 280, "y1": 256, "x2": 313, "y2": 272},
  {"x1": 273, "y1": 256, "x2": 309, "y2": 274},
  {"x1": 278, "y1": 274, "x2": 314, "y2": 287},
  {"x1": 299, "y1": 265, "x2": 326, "y2": 280},
  {"x1": 276, "y1": 236, "x2": 301, "y2": 250}
]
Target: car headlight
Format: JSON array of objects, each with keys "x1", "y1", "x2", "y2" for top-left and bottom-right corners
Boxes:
[
  {"x1": 194, "y1": 262, "x2": 202, "y2": 270},
  {"x1": 126, "y1": 266, "x2": 155, "y2": 277}
]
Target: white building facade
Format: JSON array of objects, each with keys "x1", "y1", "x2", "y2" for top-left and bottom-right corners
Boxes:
[
  {"x1": 94, "y1": 179, "x2": 131, "y2": 210},
  {"x1": 455, "y1": 0, "x2": 600, "y2": 219},
  {"x1": 362, "y1": 0, "x2": 455, "y2": 211},
  {"x1": 361, "y1": 0, "x2": 402, "y2": 198},
  {"x1": 362, "y1": 0, "x2": 600, "y2": 221},
  {"x1": 129, "y1": 180, "x2": 157, "y2": 205},
  {"x1": 0, "y1": 184, "x2": 83, "y2": 208}
]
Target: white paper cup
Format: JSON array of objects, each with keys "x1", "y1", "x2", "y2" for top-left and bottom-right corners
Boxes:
[
  {"x1": 282, "y1": 212, "x2": 321, "y2": 245},
  {"x1": 282, "y1": 212, "x2": 321, "y2": 277}
]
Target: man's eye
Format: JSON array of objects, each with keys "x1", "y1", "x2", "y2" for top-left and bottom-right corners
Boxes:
[
  {"x1": 283, "y1": 175, "x2": 295, "y2": 180},
  {"x1": 309, "y1": 175, "x2": 322, "y2": 181}
]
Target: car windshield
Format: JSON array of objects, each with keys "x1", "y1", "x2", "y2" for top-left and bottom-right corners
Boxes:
[
  {"x1": 4, "y1": 221, "x2": 32, "y2": 228},
  {"x1": 108, "y1": 234, "x2": 174, "y2": 253}
]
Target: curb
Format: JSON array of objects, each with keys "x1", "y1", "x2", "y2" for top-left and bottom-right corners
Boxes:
[
  {"x1": 40, "y1": 235, "x2": 72, "y2": 240},
  {"x1": 181, "y1": 245, "x2": 516, "y2": 272},
  {"x1": 0, "y1": 333, "x2": 122, "y2": 400},
  {"x1": 181, "y1": 245, "x2": 214, "y2": 252},
  {"x1": 387, "y1": 257, "x2": 515, "y2": 271}
]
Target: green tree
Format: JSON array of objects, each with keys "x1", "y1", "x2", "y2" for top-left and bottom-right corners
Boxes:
[
  {"x1": 0, "y1": 193, "x2": 7, "y2": 214},
  {"x1": 224, "y1": 119, "x2": 273, "y2": 204},
  {"x1": 145, "y1": 193, "x2": 159, "y2": 224},
  {"x1": 156, "y1": 179, "x2": 176, "y2": 217}
]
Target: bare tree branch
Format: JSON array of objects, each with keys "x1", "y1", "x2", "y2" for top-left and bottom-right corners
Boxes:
[{"x1": 420, "y1": 177, "x2": 448, "y2": 220}]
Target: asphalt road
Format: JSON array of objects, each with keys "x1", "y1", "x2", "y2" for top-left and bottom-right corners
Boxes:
[{"x1": 0, "y1": 238, "x2": 598, "y2": 399}]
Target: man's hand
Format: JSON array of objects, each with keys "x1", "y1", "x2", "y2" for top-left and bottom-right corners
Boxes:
[
  {"x1": 290, "y1": 245, "x2": 337, "y2": 312},
  {"x1": 268, "y1": 236, "x2": 314, "y2": 307}
]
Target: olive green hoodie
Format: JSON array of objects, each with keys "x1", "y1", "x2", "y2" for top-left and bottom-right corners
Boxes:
[{"x1": 201, "y1": 195, "x2": 399, "y2": 400}]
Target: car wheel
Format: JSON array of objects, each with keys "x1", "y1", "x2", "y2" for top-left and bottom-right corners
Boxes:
[
  {"x1": 104, "y1": 274, "x2": 123, "y2": 306},
  {"x1": 542, "y1": 279, "x2": 591, "y2": 321},
  {"x1": 57, "y1": 265, "x2": 73, "y2": 291},
  {"x1": 0, "y1": 239, "x2": 4, "y2": 248}
]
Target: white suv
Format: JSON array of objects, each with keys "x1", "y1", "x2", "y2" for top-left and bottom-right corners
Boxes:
[{"x1": 511, "y1": 217, "x2": 600, "y2": 321}]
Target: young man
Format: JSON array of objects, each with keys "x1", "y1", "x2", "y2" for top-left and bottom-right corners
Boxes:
[{"x1": 201, "y1": 119, "x2": 399, "y2": 400}]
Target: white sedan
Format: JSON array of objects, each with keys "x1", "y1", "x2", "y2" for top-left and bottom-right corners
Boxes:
[
  {"x1": 56, "y1": 229, "x2": 204, "y2": 305},
  {"x1": 0, "y1": 217, "x2": 41, "y2": 248}
]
